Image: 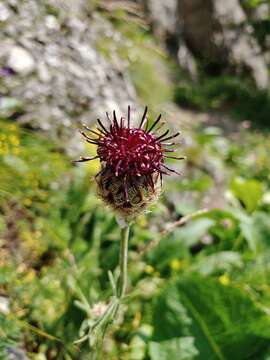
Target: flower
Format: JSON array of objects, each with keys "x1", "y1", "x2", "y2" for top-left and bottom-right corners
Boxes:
[
  {"x1": 219, "y1": 274, "x2": 230, "y2": 286},
  {"x1": 91, "y1": 302, "x2": 107, "y2": 319},
  {"x1": 0, "y1": 67, "x2": 15, "y2": 77},
  {"x1": 75, "y1": 106, "x2": 185, "y2": 219}
]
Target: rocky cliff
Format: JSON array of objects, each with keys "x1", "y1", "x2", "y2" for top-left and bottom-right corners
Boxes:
[
  {"x1": 0, "y1": 0, "x2": 137, "y2": 154},
  {"x1": 138, "y1": 0, "x2": 269, "y2": 88}
]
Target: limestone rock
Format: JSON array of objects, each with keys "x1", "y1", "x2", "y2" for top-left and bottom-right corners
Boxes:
[
  {"x1": 0, "y1": 0, "x2": 138, "y2": 155},
  {"x1": 6, "y1": 347, "x2": 30, "y2": 360},
  {"x1": 138, "y1": 0, "x2": 268, "y2": 88},
  {"x1": 7, "y1": 46, "x2": 35, "y2": 75},
  {"x1": 143, "y1": 0, "x2": 178, "y2": 40},
  {"x1": 0, "y1": 296, "x2": 9, "y2": 314},
  {"x1": 179, "y1": 0, "x2": 269, "y2": 89},
  {"x1": 139, "y1": 0, "x2": 198, "y2": 79}
]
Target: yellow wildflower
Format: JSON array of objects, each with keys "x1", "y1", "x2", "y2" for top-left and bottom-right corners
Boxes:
[
  {"x1": 144, "y1": 265, "x2": 154, "y2": 274},
  {"x1": 9, "y1": 135, "x2": 20, "y2": 146},
  {"x1": 23, "y1": 198, "x2": 32, "y2": 206},
  {"x1": 219, "y1": 274, "x2": 230, "y2": 286},
  {"x1": 170, "y1": 259, "x2": 182, "y2": 271}
]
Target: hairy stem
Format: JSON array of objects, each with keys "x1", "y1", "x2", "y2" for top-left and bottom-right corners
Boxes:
[
  {"x1": 117, "y1": 224, "x2": 130, "y2": 298},
  {"x1": 82, "y1": 224, "x2": 131, "y2": 347}
]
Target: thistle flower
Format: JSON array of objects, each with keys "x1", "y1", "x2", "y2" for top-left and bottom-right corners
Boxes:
[
  {"x1": 75, "y1": 106, "x2": 184, "y2": 219},
  {"x1": 74, "y1": 107, "x2": 185, "y2": 345}
]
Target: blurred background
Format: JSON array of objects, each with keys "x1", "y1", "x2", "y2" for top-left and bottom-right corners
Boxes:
[{"x1": 1, "y1": 0, "x2": 270, "y2": 359}]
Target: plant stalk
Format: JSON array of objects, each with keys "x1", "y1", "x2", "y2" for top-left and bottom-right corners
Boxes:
[
  {"x1": 81, "y1": 224, "x2": 131, "y2": 346},
  {"x1": 117, "y1": 224, "x2": 130, "y2": 298}
]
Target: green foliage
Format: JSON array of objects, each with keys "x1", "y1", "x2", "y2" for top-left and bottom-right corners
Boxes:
[
  {"x1": 152, "y1": 275, "x2": 270, "y2": 359},
  {"x1": 191, "y1": 251, "x2": 243, "y2": 275},
  {"x1": 174, "y1": 75, "x2": 270, "y2": 126},
  {"x1": 149, "y1": 337, "x2": 198, "y2": 360},
  {"x1": 0, "y1": 314, "x2": 21, "y2": 359},
  {"x1": 242, "y1": 0, "x2": 268, "y2": 8},
  {"x1": 1, "y1": 104, "x2": 270, "y2": 359},
  {"x1": 231, "y1": 177, "x2": 263, "y2": 212}
]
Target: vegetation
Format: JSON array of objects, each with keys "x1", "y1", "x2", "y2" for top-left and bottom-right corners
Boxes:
[
  {"x1": 174, "y1": 75, "x2": 270, "y2": 127},
  {"x1": 1, "y1": 3, "x2": 270, "y2": 359}
]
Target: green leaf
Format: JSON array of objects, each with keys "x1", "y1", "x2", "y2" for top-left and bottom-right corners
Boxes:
[
  {"x1": 152, "y1": 286, "x2": 192, "y2": 341},
  {"x1": 192, "y1": 251, "x2": 243, "y2": 275},
  {"x1": 251, "y1": 212, "x2": 270, "y2": 248},
  {"x1": 149, "y1": 337, "x2": 198, "y2": 360},
  {"x1": 175, "y1": 218, "x2": 215, "y2": 248},
  {"x1": 237, "y1": 211, "x2": 258, "y2": 252},
  {"x1": 231, "y1": 177, "x2": 263, "y2": 212},
  {"x1": 152, "y1": 275, "x2": 270, "y2": 359},
  {"x1": 148, "y1": 234, "x2": 189, "y2": 271},
  {"x1": 129, "y1": 325, "x2": 152, "y2": 360},
  {"x1": 232, "y1": 209, "x2": 270, "y2": 251}
]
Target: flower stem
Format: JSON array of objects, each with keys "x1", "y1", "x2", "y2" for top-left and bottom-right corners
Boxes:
[{"x1": 117, "y1": 224, "x2": 130, "y2": 298}]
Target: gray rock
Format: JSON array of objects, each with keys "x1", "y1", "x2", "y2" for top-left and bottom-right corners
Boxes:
[
  {"x1": 0, "y1": 0, "x2": 138, "y2": 155},
  {"x1": 6, "y1": 347, "x2": 30, "y2": 360},
  {"x1": 143, "y1": 0, "x2": 178, "y2": 40},
  {"x1": 0, "y1": 3, "x2": 11, "y2": 22},
  {"x1": 139, "y1": 0, "x2": 198, "y2": 79},
  {"x1": 178, "y1": 0, "x2": 269, "y2": 89},
  {"x1": 138, "y1": 0, "x2": 268, "y2": 88},
  {"x1": 177, "y1": 43, "x2": 198, "y2": 80},
  {"x1": 0, "y1": 296, "x2": 9, "y2": 314},
  {"x1": 7, "y1": 46, "x2": 35, "y2": 75}
]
